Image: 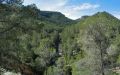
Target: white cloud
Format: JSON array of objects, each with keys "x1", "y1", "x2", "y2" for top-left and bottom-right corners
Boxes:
[
  {"x1": 24, "y1": 0, "x2": 68, "y2": 11},
  {"x1": 58, "y1": 3, "x2": 100, "y2": 19},
  {"x1": 111, "y1": 11, "x2": 120, "y2": 19},
  {"x1": 113, "y1": 14, "x2": 120, "y2": 19},
  {"x1": 23, "y1": 0, "x2": 36, "y2": 5},
  {"x1": 73, "y1": 3, "x2": 100, "y2": 11},
  {"x1": 23, "y1": 0, "x2": 100, "y2": 19}
]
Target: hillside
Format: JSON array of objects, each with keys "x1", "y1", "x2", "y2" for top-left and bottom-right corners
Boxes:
[
  {"x1": 66, "y1": 11, "x2": 120, "y2": 75},
  {"x1": 39, "y1": 11, "x2": 74, "y2": 25},
  {"x1": 0, "y1": 2, "x2": 120, "y2": 75}
]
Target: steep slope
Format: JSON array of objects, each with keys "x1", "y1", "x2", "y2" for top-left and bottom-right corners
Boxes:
[
  {"x1": 0, "y1": 4, "x2": 73, "y2": 75},
  {"x1": 76, "y1": 11, "x2": 120, "y2": 29},
  {"x1": 0, "y1": 3, "x2": 79, "y2": 75},
  {"x1": 68, "y1": 12, "x2": 120, "y2": 75},
  {"x1": 21, "y1": 4, "x2": 75, "y2": 25}
]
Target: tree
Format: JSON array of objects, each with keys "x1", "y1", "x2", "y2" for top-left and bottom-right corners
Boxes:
[{"x1": 80, "y1": 24, "x2": 109, "y2": 75}]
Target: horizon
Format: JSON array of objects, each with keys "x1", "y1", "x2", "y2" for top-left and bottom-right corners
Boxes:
[{"x1": 23, "y1": 0, "x2": 120, "y2": 20}]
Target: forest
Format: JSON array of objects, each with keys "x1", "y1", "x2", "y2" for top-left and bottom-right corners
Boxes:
[{"x1": 0, "y1": 0, "x2": 120, "y2": 75}]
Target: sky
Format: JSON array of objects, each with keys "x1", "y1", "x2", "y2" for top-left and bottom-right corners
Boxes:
[{"x1": 23, "y1": 0, "x2": 120, "y2": 20}]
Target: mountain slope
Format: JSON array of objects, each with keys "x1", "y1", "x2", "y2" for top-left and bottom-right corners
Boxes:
[
  {"x1": 1, "y1": 3, "x2": 120, "y2": 75},
  {"x1": 64, "y1": 11, "x2": 120, "y2": 75},
  {"x1": 39, "y1": 11, "x2": 74, "y2": 25}
]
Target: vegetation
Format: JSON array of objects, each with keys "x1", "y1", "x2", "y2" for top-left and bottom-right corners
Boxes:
[{"x1": 0, "y1": 1, "x2": 120, "y2": 75}]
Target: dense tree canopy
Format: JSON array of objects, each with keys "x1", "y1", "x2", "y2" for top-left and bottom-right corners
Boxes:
[{"x1": 0, "y1": 2, "x2": 120, "y2": 75}]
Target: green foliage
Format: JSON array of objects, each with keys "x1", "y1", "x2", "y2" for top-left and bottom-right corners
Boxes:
[{"x1": 1, "y1": 3, "x2": 120, "y2": 75}]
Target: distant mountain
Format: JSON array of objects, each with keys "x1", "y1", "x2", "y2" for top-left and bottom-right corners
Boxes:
[
  {"x1": 75, "y1": 11, "x2": 120, "y2": 29},
  {"x1": 39, "y1": 11, "x2": 74, "y2": 25},
  {"x1": 21, "y1": 5, "x2": 75, "y2": 25}
]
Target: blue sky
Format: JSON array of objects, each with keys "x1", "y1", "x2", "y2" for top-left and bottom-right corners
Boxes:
[{"x1": 23, "y1": 0, "x2": 120, "y2": 20}]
